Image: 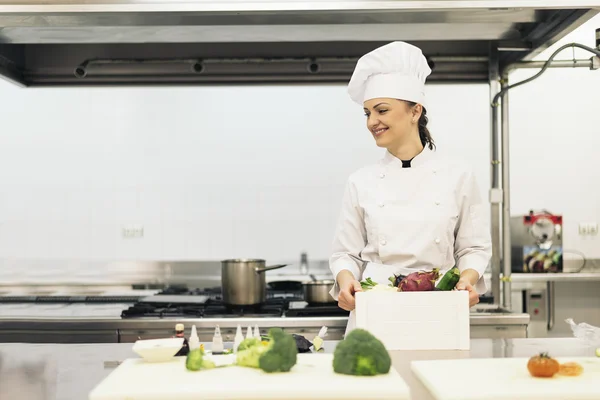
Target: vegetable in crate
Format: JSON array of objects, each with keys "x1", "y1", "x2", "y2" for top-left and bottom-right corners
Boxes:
[
  {"x1": 360, "y1": 277, "x2": 377, "y2": 290},
  {"x1": 333, "y1": 328, "x2": 391, "y2": 376},
  {"x1": 185, "y1": 348, "x2": 216, "y2": 371},
  {"x1": 436, "y1": 266, "x2": 461, "y2": 291},
  {"x1": 397, "y1": 268, "x2": 440, "y2": 291},
  {"x1": 389, "y1": 274, "x2": 407, "y2": 287},
  {"x1": 236, "y1": 327, "x2": 298, "y2": 373},
  {"x1": 360, "y1": 277, "x2": 398, "y2": 292},
  {"x1": 527, "y1": 352, "x2": 560, "y2": 378}
]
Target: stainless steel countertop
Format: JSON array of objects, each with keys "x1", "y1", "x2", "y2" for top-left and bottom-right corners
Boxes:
[
  {"x1": 477, "y1": 271, "x2": 600, "y2": 286},
  {"x1": 1, "y1": 337, "x2": 596, "y2": 400},
  {"x1": 0, "y1": 294, "x2": 531, "y2": 328},
  {"x1": 508, "y1": 272, "x2": 600, "y2": 283},
  {"x1": 0, "y1": 279, "x2": 531, "y2": 342},
  {"x1": 0, "y1": 311, "x2": 530, "y2": 343},
  {"x1": 0, "y1": 311, "x2": 530, "y2": 329}
]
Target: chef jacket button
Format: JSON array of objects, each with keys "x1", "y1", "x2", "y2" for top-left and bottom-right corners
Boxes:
[
  {"x1": 380, "y1": 238, "x2": 387, "y2": 246},
  {"x1": 432, "y1": 169, "x2": 437, "y2": 174},
  {"x1": 435, "y1": 201, "x2": 440, "y2": 205},
  {"x1": 378, "y1": 202, "x2": 384, "y2": 207},
  {"x1": 435, "y1": 238, "x2": 441, "y2": 244},
  {"x1": 379, "y1": 173, "x2": 385, "y2": 179}
]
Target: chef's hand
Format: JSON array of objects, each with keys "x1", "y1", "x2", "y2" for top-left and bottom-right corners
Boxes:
[
  {"x1": 336, "y1": 270, "x2": 362, "y2": 311},
  {"x1": 455, "y1": 278, "x2": 480, "y2": 308}
]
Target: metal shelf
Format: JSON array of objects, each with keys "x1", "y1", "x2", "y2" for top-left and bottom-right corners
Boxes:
[
  {"x1": 0, "y1": 1, "x2": 597, "y2": 86},
  {"x1": 508, "y1": 272, "x2": 600, "y2": 283}
]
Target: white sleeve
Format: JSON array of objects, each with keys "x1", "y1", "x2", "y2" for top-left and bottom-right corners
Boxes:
[
  {"x1": 454, "y1": 169, "x2": 492, "y2": 295},
  {"x1": 328, "y1": 178, "x2": 368, "y2": 301}
]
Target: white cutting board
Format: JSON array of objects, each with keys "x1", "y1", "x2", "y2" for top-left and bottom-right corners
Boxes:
[
  {"x1": 89, "y1": 353, "x2": 410, "y2": 400},
  {"x1": 411, "y1": 357, "x2": 600, "y2": 400}
]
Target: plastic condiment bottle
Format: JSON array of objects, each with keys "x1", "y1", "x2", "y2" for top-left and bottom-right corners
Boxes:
[
  {"x1": 188, "y1": 325, "x2": 200, "y2": 351},
  {"x1": 245, "y1": 325, "x2": 252, "y2": 340},
  {"x1": 212, "y1": 325, "x2": 224, "y2": 354},
  {"x1": 253, "y1": 325, "x2": 260, "y2": 339},
  {"x1": 233, "y1": 324, "x2": 244, "y2": 352}
]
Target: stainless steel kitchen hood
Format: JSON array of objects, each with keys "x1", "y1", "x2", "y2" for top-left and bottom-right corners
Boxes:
[{"x1": 0, "y1": 1, "x2": 598, "y2": 86}]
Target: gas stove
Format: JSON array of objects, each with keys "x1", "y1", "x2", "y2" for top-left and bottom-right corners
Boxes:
[{"x1": 120, "y1": 285, "x2": 349, "y2": 319}]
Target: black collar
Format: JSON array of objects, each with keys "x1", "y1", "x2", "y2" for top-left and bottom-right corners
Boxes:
[{"x1": 401, "y1": 158, "x2": 414, "y2": 168}]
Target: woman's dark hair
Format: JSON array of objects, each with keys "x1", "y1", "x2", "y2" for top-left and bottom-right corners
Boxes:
[{"x1": 406, "y1": 101, "x2": 435, "y2": 150}]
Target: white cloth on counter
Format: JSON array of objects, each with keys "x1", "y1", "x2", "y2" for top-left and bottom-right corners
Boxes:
[{"x1": 328, "y1": 146, "x2": 492, "y2": 334}]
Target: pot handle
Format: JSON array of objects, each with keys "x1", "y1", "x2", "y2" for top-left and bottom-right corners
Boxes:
[{"x1": 255, "y1": 264, "x2": 288, "y2": 273}]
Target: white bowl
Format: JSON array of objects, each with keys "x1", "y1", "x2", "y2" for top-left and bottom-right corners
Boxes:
[{"x1": 132, "y1": 338, "x2": 185, "y2": 363}]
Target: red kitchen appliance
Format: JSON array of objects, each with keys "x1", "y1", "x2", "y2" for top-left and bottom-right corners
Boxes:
[{"x1": 510, "y1": 210, "x2": 563, "y2": 273}]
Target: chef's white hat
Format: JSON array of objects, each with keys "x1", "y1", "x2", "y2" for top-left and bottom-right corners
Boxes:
[{"x1": 347, "y1": 41, "x2": 432, "y2": 108}]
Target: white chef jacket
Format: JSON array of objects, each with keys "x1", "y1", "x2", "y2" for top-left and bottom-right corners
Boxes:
[{"x1": 328, "y1": 146, "x2": 492, "y2": 334}]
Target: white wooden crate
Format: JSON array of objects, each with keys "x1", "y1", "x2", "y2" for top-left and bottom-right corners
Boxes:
[{"x1": 355, "y1": 290, "x2": 470, "y2": 350}]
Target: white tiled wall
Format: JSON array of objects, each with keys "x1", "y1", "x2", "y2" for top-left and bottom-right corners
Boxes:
[
  {"x1": 0, "y1": 16, "x2": 599, "y2": 268},
  {"x1": 0, "y1": 82, "x2": 491, "y2": 262}
]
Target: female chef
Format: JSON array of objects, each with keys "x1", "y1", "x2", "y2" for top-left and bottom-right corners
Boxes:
[{"x1": 328, "y1": 41, "x2": 492, "y2": 334}]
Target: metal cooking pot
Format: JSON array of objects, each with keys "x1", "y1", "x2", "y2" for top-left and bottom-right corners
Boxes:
[
  {"x1": 303, "y1": 280, "x2": 336, "y2": 304},
  {"x1": 221, "y1": 259, "x2": 287, "y2": 306}
]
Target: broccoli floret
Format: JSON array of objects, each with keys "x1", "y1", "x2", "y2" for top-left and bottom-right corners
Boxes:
[
  {"x1": 235, "y1": 337, "x2": 268, "y2": 368},
  {"x1": 237, "y1": 337, "x2": 262, "y2": 352},
  {"x1": 332, "y1": 329, "x2": 391, "y2": 376},
  {"x1": 235, "y1": 327, "x2": 298, "y2": 373},
  {"x1": 185, "y1": 348, "x2": 216, "y2": 371},
  {"x1": 258, "y1": 328, "x2": 298, "y2": 373},
  {"x1": 236, "y1": 342, "x2": 267, "y2": 368}
]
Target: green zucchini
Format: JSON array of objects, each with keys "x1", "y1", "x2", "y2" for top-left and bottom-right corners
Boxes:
[{"x1": 436, "y1": 267, "x2": 461, "y2": 291}]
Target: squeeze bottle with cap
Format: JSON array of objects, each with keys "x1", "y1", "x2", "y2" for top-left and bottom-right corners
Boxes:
[
  {"x1": 234, "y1": 324, "x2": 244, "y2": 352},
  {"x1": 246, "y1": 326, "x2": 252, "y2": 340},
  {"x1": 212, "y1": 325, "x2": 224, "y2": 354},
  {"x1": 188, "y1": 325, "x2": 200, "y2": 351}
]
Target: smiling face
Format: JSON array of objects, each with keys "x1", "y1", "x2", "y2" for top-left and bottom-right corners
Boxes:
[{"x1": 363, "y1": 98, "x2": 422, "y2": 150}]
